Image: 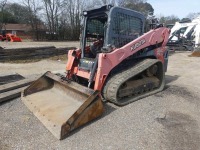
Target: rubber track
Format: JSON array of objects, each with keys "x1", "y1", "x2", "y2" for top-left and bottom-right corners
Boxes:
[{"x1": 103, "y1": 59, "x2": 165, "y2": 106}]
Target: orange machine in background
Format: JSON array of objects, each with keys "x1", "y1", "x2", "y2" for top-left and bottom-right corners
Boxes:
[{"x1": 0, "y1": 33, "x2": 22, "y2": 42}]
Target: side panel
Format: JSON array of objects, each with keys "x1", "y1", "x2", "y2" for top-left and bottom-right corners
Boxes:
[{"x1": 94, "y1": 27, "x2": 170, "y2": 90}]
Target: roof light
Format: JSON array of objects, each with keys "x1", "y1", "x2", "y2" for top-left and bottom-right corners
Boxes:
[{"x1": 83, "y1": 11, "x2": 87, "y2": 16}]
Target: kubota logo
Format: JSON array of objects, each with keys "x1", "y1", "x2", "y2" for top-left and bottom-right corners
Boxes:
[{"x1": 131, "y1": 39, "x2": 146, "y2": 51}]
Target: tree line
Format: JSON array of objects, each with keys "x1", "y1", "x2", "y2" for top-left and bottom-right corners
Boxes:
[{"x1": 0, "y1": 0, "x2": 198, "y2": 41}]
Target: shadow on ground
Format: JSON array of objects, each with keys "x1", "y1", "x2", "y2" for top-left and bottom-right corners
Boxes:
[
  {"x1": 156, "y1": 111, "x2": 200, "y2": 150},
  {"x1": 165, "y1": 75, "x2": 179, "y2": 85}
]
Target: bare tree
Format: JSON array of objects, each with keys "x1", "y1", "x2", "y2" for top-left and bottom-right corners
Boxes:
[
  {"x1": 100, "y1": 0, "x2": 116, "y2": 5},
  {"x1": 43, "y1": 0, "x2": 64, "y2": 40},
  {"x1": 117, "y1": 0, "x2": 126, "y2": 6},
  {"x1": 62, "y1": 0, "x2": 86, "y2": 40},
  {"x1": 22, "y1": 0, "x2": 43, "y2": 40},
  {"x1": 186, "y1": 12, "x2": 200, "y2": 20},
  {"x1": 159, "y1": 15, "x2": 180, "y2": 25},
  {"x1": 86, "y1": 0, "x2": 116, "y2": 8},
  {"x1": 117, "y1": 0, "x2": 146, "y2": 7},
  {"x1": 0, "y1": 0, "x2": 7, "y2": 10},
  {"x1": 0, "y1": 0, "x2": 7, "y2": 31}
]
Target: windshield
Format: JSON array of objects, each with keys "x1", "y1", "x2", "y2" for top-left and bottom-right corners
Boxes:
[{"x1": 85, "y1": 15, "x2": 107, "y2": 48}]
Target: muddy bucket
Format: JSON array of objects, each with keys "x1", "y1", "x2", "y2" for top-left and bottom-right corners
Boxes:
[{"x1": 21, "y1": 72, "x2": 104, "y2": 140}]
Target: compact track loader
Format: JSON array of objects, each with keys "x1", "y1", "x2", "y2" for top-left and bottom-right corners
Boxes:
[{"x1": 21, "y1": 5, "x2": 170, "y2": 139}]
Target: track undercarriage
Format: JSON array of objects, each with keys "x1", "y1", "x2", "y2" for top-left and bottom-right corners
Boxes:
[{"x1": 103, "y1": 59, "x2": 164, "y2": 105}]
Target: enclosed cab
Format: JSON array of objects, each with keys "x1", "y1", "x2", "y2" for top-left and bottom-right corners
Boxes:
[{"x1": 80, "y1": 5, "x2": 145, "y2": 57}]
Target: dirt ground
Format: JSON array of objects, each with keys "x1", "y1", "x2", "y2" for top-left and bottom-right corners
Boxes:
[
  {"x1": 1, "y1": 47, "x2": 200, "y2": 149},
  {"x1": 0, "y1": 41, "x2": 80, "y2": 49}
]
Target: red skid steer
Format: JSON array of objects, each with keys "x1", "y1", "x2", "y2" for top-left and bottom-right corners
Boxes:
[{"x1": 21, "y1": 5, "x2": 170, "y2": 139}]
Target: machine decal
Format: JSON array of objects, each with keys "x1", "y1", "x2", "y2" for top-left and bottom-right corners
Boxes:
[{"x1": 131, "y1": 39, "x2": 146, "y2": 51}]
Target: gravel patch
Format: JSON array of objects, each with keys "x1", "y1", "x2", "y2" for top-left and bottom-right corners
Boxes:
[
  {"x1": 0, "y1": 41, "x2": 79, "y2": 49},
  {"x1": 0, "y1": 51, "x2": 200, "y2": 149}
]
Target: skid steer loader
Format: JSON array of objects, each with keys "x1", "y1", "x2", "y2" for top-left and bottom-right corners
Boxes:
[
  {"x1": 167, "y1": 16, "x2": 200, "y2": 51},
  {"x1": 21, "y1": 5, "x2": 170, "y2": 139}
]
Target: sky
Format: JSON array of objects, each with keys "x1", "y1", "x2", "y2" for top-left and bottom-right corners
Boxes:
[
  {"x1": 8, "y1": 0, "x2": 200, "y2": 19},
  {"x1": 148, "y1": 0, "x2": 200, "y2": 19}
]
